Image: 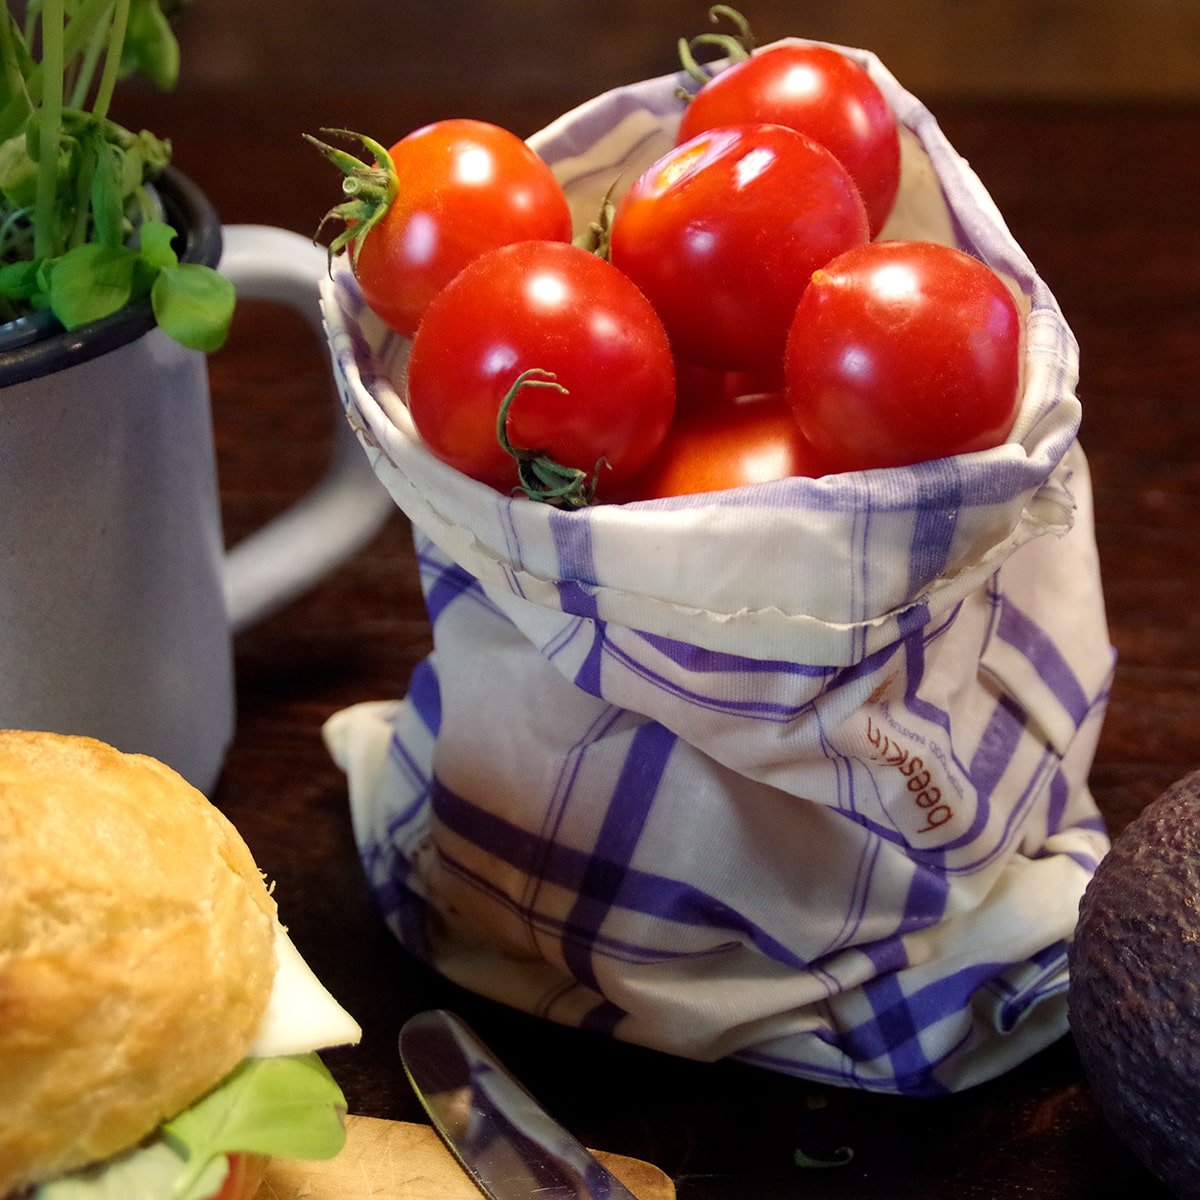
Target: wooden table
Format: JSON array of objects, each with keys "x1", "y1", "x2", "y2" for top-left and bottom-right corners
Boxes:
[{"x1": 110, "y1": 74, "x2": 1200, "y2": 1199}]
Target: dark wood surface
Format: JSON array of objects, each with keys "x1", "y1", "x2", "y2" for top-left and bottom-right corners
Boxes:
[{"x1": 108, "y1": 44, "x2": 1200, "y2": 1200}]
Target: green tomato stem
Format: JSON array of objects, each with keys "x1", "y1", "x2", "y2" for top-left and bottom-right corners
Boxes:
[
  {"x1": 677, "y1": 4, "x2": 754, "y2": 88},
  {"x1": 494, "y1": 368, "x2": 602, "y2": 509},
  {"x1": 304, "y1": 128, "x2": 398, "y2": 261}
]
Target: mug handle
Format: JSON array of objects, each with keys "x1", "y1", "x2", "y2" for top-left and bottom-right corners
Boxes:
[{"x1": 215, "y1": 224, "x2": 394, "y2": 634}]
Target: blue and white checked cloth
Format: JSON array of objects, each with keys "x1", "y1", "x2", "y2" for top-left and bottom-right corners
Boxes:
[{"x1": 320, "y1": 43, "x2": 1115, "y2": 1095}]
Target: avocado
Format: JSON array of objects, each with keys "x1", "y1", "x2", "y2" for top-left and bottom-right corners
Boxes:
[{"x1": 1068, "y1": 770, "x2": 1200, "y2": 1199}]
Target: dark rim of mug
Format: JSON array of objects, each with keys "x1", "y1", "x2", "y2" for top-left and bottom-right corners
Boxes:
[{"x1": 0, "y1": 168, "x2": 224, "y2": 388}]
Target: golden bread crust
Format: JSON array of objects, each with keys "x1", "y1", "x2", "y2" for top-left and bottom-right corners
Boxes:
[{"x1": 0, "y1": 730, "x2": 278, "y2": 1194}]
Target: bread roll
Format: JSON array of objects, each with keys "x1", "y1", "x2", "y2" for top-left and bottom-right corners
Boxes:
[{"x1": 0, "y1": 730, "x2": 278, "y2": 1195}]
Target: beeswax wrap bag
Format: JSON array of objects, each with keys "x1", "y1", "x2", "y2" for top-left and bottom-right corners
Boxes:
[{"x1": 321, "y1": 43, "x2": 1114, "y2": 1095}]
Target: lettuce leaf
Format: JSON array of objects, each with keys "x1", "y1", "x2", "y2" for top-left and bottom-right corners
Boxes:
[
  {"x1": 33, "y1": 1053, "x2": 348, "y2": 1200},
  {"x1": 32, "y1": 1142, "x2": 225, "y2": 1200}
]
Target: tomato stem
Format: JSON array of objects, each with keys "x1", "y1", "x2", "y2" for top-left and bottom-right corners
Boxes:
[
  {"x1": 495, "y1": 368, "x2": 604, "y2": 509},
  {"x1": 677, "y1": 5, "x2": 754, "y2": 91},
  {"x1": 305, "y1": 127, "x2": 398, "y2": 264},
  {"x1": 572, "y1": 177, "x2": 622, "y2": 261}
]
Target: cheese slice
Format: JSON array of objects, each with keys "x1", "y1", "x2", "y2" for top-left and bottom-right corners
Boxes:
[{"x1": 248, "y1": 924, "x2": 363, "y2": 1058}]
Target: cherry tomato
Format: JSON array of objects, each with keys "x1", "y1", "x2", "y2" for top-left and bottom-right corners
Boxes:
[
  {"x1": 626, "y1": 393, "x2": 826, "y2": 500},
  {"x1": 609, "y1": 124, "x2": 869, "y2": 372},
  {"x1": 674, "y1": 358, "x2": 788, "y2": 414},
  {"x1": 785, "y1": 240, "x2": 1022, "y2": 472},
  {"x1": 407, "y1": 240, "x2": 675, "y2": 501},
  {"x1": 352, "y1": 119, "x2": 572, "y2": 337},
  {"x1": 678, "y1": 43, "x2": 901, "y2": 237},
  {"x1": 212, "y1": 1153, "x2": 257, "y2": 1200}
]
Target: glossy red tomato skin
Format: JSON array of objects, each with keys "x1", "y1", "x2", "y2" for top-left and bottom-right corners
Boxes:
[
  {"x1": 406, "y1": 240, "x2": 676, "y2": 496},
  {"x1": 625, "y1": 394, "x2": 827, "y2": 500},
  {"x1": 678, "y1": 44, "x2": 901, "y2": 237},
  {"x1": 785, "y1": 240, "x2": 1022, "y2": 472},
  {"x1": 212, "y1": 1153, "x2": 254, "y2": 1200},
  {"x1": 609, "y1": 124, "x2": 869, "y2": 372},
  {"x1": 673, "y1": 358, "x2": 788, "y2": 415},
  {"x1": 353, "y1": 119, "x2": 573, "y2": 338}
]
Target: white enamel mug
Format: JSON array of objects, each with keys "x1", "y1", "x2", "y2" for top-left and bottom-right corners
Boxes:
[{"x1": 0, "y1": 171, "x2": 391, "y2": 794}]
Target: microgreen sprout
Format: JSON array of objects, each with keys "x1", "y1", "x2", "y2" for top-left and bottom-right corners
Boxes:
[{"x1": 0, "y1": 0, "x2": 234, "y2": 351}]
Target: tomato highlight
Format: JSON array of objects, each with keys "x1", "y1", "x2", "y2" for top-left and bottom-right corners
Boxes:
[
  {"x1": 406, "y1": 240, "x2": 676, "y2": 503},
  {"x1": 626, "y1": 393, "x2": 827, "y2": 500},
  {"x1": 678, "y1": 41, "x2": 901, "y2": 237},
  {"x1": 609, "y1": 123, "x2": 869, "y2": 372},
  {"x1": 312, "y1": 119, "x2": 572, "y2": 338},
  {"x1": 785, "y1": 240, "x2": 1022, "y2": 472}
]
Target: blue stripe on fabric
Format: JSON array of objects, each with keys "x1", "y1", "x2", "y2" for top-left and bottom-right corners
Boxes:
[
  {"x1": 383, "y1": 734, "x2": 431, "y2": 828},
  {"x1": 557, "y1": 578, "x2": 601, "y2": 622},
  {"x1": 995, "y1": 941, "x2": 1069, "y2": 1032},
  {"x1": 600, "y1": 633, "x2": 822, "y2": 721},
  {"x1": 996, "y1": 595, "x2": 1091, "y2": 728},
  {"x1": 543, "y1": 614, "x2": 587, "y2": 662},
  {"x1": 548, "y1": 507, "x2": 599, "y2": 583},
  {"x1": 927, "y1": 693, "x2": 1028, "y2": 857},
  {"x1": 604, "y1": 604, "x2": 944, "y2": 734},
  {"x1": 580, "y1": 999, "x2": 629, "y2": 1036},
  {"x1": 903, "y1": 863, "x2": 952, "y2": 927},
  {"x1": 1043, "y1": 766, "x2": 1070, "y2": 836},
  {"x1": 520, "y1": 706, "x2": 627, "y2": 922},
  {"x1": 851, "y1": 475, "x2": 869, "y2": 660},
  {"x1": 819, "y1": 837, "x2": 881, "y2": 958},
  {"x1": 550, "y1": 507, "x2": 604, "y2": 626},
  {"x1": 418, "y1": 552, "x2": 488, "y2": 625},
  {"x1": 407, "y1": 656, "x2": 442, "y2": 737},
  {"x1": 848, "y1": 958, "x2": 1024, "y2": 1095},
  {"x1": 633, "y1": 629, "x2": 837, "y2": 679},
  {"x1": 373, "y1": 874, "x2": 433, "y2": 962},
  {"x1": 574, "y1": 620, "x2": 606, "y2": 695},
  {"x1": 907, "y1": 463, "x2": 963, "y2": 595},
  {"x1": 849, "y1": 970, "x2": 928, "y2": 1085},
  {"x1": 561, "y1": 722, "x2": 677, "y2": 993},
  {"x1": 429, "y1": 778, "x2": 813, "y2": 970}
]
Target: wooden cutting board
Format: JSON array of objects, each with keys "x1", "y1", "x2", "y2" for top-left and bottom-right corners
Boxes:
[{"x1": 256, "y1": 1114, "x2": 675, "y2": 1199}]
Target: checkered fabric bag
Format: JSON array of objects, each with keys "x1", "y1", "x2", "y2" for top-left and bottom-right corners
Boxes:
[{"x1": 320, "y1": 44, "x2": 1115, "y2": 1095}]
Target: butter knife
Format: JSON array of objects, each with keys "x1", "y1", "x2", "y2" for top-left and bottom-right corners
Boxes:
[{"x1": 399, "y1": 1009, "x2": 640, "y2": 1200}]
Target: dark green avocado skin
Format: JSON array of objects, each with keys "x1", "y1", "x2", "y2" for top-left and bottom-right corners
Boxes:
[{"x1": 1068, "y1": 770, "x2": 1200, "y2": 1200}]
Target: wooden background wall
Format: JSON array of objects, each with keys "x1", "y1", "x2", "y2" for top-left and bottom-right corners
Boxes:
[{"x1": 172, "y1": 0, "x2": 1197, "y2": 103}]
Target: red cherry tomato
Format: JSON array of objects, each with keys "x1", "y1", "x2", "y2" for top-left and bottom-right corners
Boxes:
[
  {"x1": 407, "y1": 240, "x2": 676, "y2": 501},
  {"x1": 785, "y1": 240, "x2": 1022, "y2": 472},
  {"x1": 627, "y1": 394, "x2": 827, "y2": 500},
  {"x1": 353, "y1": 119, "x2": 572, "y2": 337},
  {"x1": 678, "y1": 43, "x2": 901, "y2": 237},
  {"x1": 213, "y1": 1153, "x2": 250, "y2": 1200},
  {"x1": 674, "y1": 358, "x2": 788, "y2": 415},
  {"x1": 609, "y1": 124, "x2": 869, "y2": 372}
]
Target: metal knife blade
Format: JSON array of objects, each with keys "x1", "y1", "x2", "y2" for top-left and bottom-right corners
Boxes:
[{"x1": 399, "y1": 1009, "x2": 640, "y2": 1200}]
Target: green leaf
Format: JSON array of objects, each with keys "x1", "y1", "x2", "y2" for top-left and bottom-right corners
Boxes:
[
  {"x1": 121, "y1": 0, "x2": 180, "y2": 90},
  {"x1": 30, "y1": 1053, "x2": 346, "y2": 1200},
  {"x1": 136, "y1": 217, "x2": 177, "y2": 267},
  {"x1": 0, "y1": 129, "x2": 39, "y2": 204},
  {"x1": 87, "y1": 131, "x2": 125, "y2": 246},
  {"x1": 150, "y1": 260, "x2": 235, "y2": 352},
  {"x1": 48, "y1": 240, "x2": 136, "y2": 326},
  {"x1": 0, "y1": 12, "x2": 36, "y2": 116},
  {"x1": 163, "y1": 1054, "x2": 348, "y2": 1164},
  {"x1": 32, "y1": 1140, "x2": 227, "y2": 1200},
  {"x1": 0, "y1": 256, "x2": 47, "y2": 301}
]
